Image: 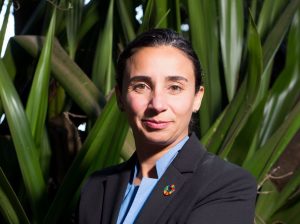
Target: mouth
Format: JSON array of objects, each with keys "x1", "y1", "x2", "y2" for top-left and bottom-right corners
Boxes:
[{"x1": 142, "y1": 119, "x2": 171, "y2": 130}]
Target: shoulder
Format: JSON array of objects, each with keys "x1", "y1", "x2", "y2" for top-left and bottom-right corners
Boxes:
[
  {"x1": 81, "y1": 159, "x2": 132, "y2": 193},
  {"x1": 195, "y1": 150, "x2": 257, "y2": 201}
]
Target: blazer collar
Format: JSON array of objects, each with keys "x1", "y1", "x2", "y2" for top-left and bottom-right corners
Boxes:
[
  {"x1": 103, "y1": 133, "x2": 206, "y2": 224},
  {"x1": 102, "y1": 154, "x2": 136, "y2": 224},
  {"x1": 135, "y1": 133, "x2": 207, "y2": 224},
  {"x1": 172, "y1": 133, "x2": 207, "y2": 173}
]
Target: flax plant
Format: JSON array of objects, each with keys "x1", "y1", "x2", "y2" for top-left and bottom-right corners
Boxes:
[{"x1": 0, "y1": 0, "x2": 300, "y2": 223}]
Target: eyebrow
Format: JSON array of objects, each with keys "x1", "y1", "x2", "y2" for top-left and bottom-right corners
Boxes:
[
  {"x1": 128, "y1": 76, "x2": 151, "y2": 83},
  {"x1": 128, "y1": 75, "x2": 188, "y2": 83},
  {"x1": 166, "y1": 76, "x2": 188, "y2": 82}
]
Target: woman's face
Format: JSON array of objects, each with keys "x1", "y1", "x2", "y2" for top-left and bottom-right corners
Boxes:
[{"x1": 117, "y1": 46, "x2": 204, "y2": 148}]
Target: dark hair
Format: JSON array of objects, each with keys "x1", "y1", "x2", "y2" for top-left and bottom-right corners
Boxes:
[{"x1": 116, "y1": 28, "x2": 203, "y2": 92}]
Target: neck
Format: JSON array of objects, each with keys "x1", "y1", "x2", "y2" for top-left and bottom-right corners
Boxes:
[
  {"x1": 134, "y1": 137, "x2": 183, "y2": 180},
  {"x1": 135, "y1": 144, "x2": 168, "y2": 180}
]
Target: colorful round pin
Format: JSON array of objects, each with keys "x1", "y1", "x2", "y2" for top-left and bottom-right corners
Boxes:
[{"x1": 163, "y1": 184, "x2": 175, "y2": 196}]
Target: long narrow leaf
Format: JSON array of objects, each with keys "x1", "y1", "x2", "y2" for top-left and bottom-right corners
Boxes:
[
  {"x1": 259, "y1": 9, "x2": 300, "y2": 146},
  {"x1": 187, "y1": 0, "x2": 222, "y2": 135},
  {"x1": 262, "y1": 0, "x2": 300, "y2": 70},
  {"x1": 0, "y1": 168, "x2": 30, "y2": 224},
  {"x1": 219, "y1": 0, "x2": 244, "y2": 101},
  {"x1": 78, "y1": 1, "x2": 100, "y2": 42},
  {"x1": 257, "y1": 0, "x2": 286, "y2": 40},
  {"x1": 13, "y1": 36, "x2": 105, "y2": 118},
  {"x1": 219, "y1": 14, "x2": 262, "y2": 158},
  {"x1": 43, "y1": 93, "x2": 128, "y2": 223},
  {"x1": 271, "y1": 199, "x2": 300, "y2": 224},
  {"x1": 66, "y1": 0, "x2": 83, "y2": 59},
  {"x1": 92, "y1": 0, "x2": 114, "y2": 95},
  {"x1": 138, "y1": 0, "x2": 154, "y2": 33},
  {"x1": 255, "y1": 179, "x2": 279, "y2": 222},
  {"x1": 116, "y1": 0, "x2": 136, "y2": 43},
  {"x1": 255, "y1": 0, "x2": 300, "y2": 105},
  {"x1": 0, "y1": 60, "x2": 47, "y2": 222},
  {"x1": 274, "y1": 168, "x2": 300, "y2": 214},
  {"x1": 0, "y1": 0, "x2": 12, "y2": 51},
  {"x1": 26, "y1": 9, "x2": 56, "y2": 147},
  {"x1": 243, "y1": 101, "x2": 300, "y2": 182}
]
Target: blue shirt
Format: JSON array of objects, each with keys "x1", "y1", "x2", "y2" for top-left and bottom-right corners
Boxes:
[{"x1": 116, "y1": 136, "x2": 189, "y2": 224}]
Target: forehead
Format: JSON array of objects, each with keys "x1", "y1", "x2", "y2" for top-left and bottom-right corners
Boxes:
[{"x1": 125, "y1": 46, "x2": 195, "y2": 79}]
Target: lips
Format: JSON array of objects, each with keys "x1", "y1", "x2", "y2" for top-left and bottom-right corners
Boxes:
[{"x1": 142, "y1": 119, "x2": 171, "y2": 130}]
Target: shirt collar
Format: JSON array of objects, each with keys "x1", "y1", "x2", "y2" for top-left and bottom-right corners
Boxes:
[{"x1": 132, "y1": 136, "x2": 189, "y2": 181}]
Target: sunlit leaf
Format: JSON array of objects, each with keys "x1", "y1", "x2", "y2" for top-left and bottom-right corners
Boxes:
[
  {"x1": 187, "y1": 0, "x2": 222, "y2": 135},
  {"x1": 92, "y1": 0, "x2": 114, "y2": 95},
  {"x1": 219, "y1": 0, "x2": 243, "y2": 101},
  {"x1": 0, "y1": 0, "x2": 12, "y2": 51},
  {"x1": 243, "y1": 101, "x2": 300, "y2": 182},
  {"x1": 13, "y1": 36, "x2": 105, "y2": 118},
  {"x1": 259, "y1": 9, "x2": 300, "y2": 146},
  {"x1": 219, "y1": 14, "x2": 262, "y2": 158},
  {"x1": 0, "y1": 60, "x2": 47, "y2": 222},
  {"x1": 257, "y1": 0, "x2": 286, "y2": 40},
  {"x1": 26, "y1": 8, "x2": 56, "y2": 147}
]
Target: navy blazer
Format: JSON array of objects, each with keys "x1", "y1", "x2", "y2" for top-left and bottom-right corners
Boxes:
[{"x1": 78, "y1": 133, "x2": 257, "y2": 224}]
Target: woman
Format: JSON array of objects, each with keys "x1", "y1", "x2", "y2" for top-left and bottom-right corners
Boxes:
[{"x1": 78, "y1": 29, "x2": 257, "y2": 224}]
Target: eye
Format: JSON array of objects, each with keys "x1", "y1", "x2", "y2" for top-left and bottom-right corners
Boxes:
[
  {"x1": 168, "y1": 84, "x2": 183, "y2": 94},
  {"x1": 132, "y1": 83, "x2": 149, "y2": 93}
]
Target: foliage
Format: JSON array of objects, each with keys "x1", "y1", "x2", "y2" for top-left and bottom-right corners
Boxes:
[{"x1": 0, "y1": 0, "x2": 300, "y2": 223}]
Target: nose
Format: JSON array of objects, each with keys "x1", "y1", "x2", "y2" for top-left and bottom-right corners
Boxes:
[{"x1": 148, "y1": 90, "x2": 167, "y2": 113}]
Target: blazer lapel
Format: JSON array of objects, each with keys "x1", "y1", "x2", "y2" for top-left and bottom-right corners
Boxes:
[
  {"x1": 134, "y1": 164, "x2": 186, "y2": 224},
  {"x1": 102, "y1": 155, "x2": 137, "y2": 224},
  {"x1": 135, "y1": 133, "x2": 206, "y2": 224}
]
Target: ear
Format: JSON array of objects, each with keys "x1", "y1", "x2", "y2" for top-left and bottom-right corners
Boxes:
[
  {"x1": 193, "y1": 86, "x2": 204, "y2": 112},
  {"x1": 115, "y1": 85, "x2": 125, "y2": 111}
]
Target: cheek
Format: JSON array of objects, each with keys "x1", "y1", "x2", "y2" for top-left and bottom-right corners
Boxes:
[
  {"x1": 170, "y1": 94, "x2": 195, "y2": 115},
  {"x1": 125, "y1": 94, "x2": 148, "y2": 116}
]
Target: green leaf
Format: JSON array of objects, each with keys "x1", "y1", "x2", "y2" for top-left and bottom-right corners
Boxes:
[
  {"x1": 26, "y1": 8, "x2": 56, "y2": 148},
  {"x1": 243, "y1": 100, "x2": 300, "y2": 182},
  {"x1": 0, "y1": 0, "x2": 12, "y2": 51},
  {"x1": 219, "y1": 0, "x2": 244, "y2": 101},
  {"x1": 255, "y1": 179, "x2": 279, "y2": 223},
  {"x1": 138, "y1": 0, "x2": 154, "y2": 33},
  {"x1": 187, "y1": 0, "x2": 222, "y2": 135},
  {"x1": 206, "y1": 14, "x2": 262, "y2": 156},
  {"x1": 77, "y1": 1, "x2": 100, "y2": 42},
  {"x1": 219, "y1": 14, "x2": 262, "y2": 158},
  {"x1": 0, "y1": 60, "x2": 47, "y2": 222},
  {"x1": 271, "y1": 199, "x2": 300, "y2": 224},
  {"x1": 120, "y1": 129, "x2": 135, "y2": 161},
  {"x1": 116, "y1": 0, "x2": 136, "y2": 43},
  {"x1": 13, "y1": 35, "x2": 105, "y2": 118},
  {"x1": 262, "y1": 0, "x2": 300, "y2": 70},
  {"x1": 255, "y1": 0, "x2": 300, "y2": 105},
  {"x1": 0, "y1": 168, "x2": 30, "y2": 224},
  {"x1": 274, "y1": 168, "x2": 300, "y2": 214},
  {"x1": 43, "y1": 93, "x2": 128, "y2": 224},
  {"x1": 155, "y1": 9, "x2": 171, "y2": 29},
  {"x1": 66, "y1": 0, "x2": 84, "y2": 59},
  {"x1": 200, "y1": 108, "x2": 226, "y2": 147},
  {"x1": 92, "y1": 0, "x2": 114, "y2": 95},
  {"x1": 228, "y1": 97, "x2": 267, "y2": 165},
  {"x1": 257, "y1": 0, "x2": 287, "y2": 41},
  {"x1": 259, "y1": 9, "x2": 300, "y2": 146}
]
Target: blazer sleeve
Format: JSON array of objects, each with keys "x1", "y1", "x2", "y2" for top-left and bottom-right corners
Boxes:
[{"x1": 186, "y1": 163, "x2": 257, "y2": 224}]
